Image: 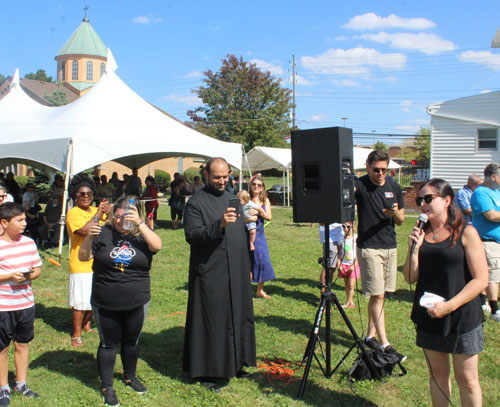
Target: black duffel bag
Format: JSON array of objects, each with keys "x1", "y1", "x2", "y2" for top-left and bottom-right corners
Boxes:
[{"x1": 348, "y1": 348, "x2": 406, "y2": 381}]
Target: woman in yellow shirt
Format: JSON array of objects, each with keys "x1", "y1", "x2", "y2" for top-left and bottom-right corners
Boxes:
[{"x1": 66, "y1": 174, "x2": 110, "y2": 347}]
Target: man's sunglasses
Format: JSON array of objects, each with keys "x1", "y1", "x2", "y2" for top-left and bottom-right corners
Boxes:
[
  {"x1": 415, "y1": 194, "x2": 441, "y2": 206},
  {"x1": 371, "y1": 167, "x2": 388, "y2": 174}
]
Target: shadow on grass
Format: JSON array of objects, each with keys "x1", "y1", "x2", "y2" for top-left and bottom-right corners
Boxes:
[
  {"x1": 254, "y1": 314, "x2": 358, "y2": 349},
  {"x1": 278, "y1": 277, "x2": 320, "y2": 289},
  {"x1": 36, "y1": 303, "x2": 72, "y2": 335},
  {"x1": 140, "y1": 326, "x2": 191, "y2": 384},
  {"x1": 259, "y1": 281, "x2": 350, "y2": 306},
  {"x1": 248, "y1": 366, "x2": 377, "y2": 407},
  {"x1": 30, "y1": 350, "x2": 99, "y2": 390}
]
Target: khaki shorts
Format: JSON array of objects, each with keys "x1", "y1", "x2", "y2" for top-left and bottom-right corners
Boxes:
[
  {"x1": 482, "y1": 241, "x2": 500, "y2": 283},
  {"x1": 357, "y1": 247, "x2": 398, "y2": 296}
]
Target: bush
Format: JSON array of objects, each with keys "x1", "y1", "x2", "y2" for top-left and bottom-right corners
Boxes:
[
  {"x1": 154, "y1": 169, "x2": 171, "y2": 192},
  {"x1": 183, "y1": 167, "x2": 203, "y2": 185},
  {"x1": 15, "y1": 176, "x2": 30, "y2": 190}
]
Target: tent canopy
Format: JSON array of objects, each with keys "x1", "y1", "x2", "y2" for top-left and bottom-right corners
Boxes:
[
  {"x1": 245, "y1": 146, "x2": 400, "y2": 172},
  {"x1": 0, "y1": 50, "x2": 243, "y2": 175}
]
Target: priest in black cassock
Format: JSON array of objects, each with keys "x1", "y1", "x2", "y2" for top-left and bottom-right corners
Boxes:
[{"x1": 183, "y1": 157, "x2": 256, "y2": 391}]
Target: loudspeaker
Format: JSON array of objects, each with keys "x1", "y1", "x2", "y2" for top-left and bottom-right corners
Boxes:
[{"x1": 291, "y1": 127, "x2": 354, "y2": 223}]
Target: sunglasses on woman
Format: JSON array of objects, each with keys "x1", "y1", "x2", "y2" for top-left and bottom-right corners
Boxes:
[
  {"x1": 415, "y1": 194, "x2": 441, "y2": 206},
  {"x1": 77, "y1": 191, "x2": 93, "y2": 197}
]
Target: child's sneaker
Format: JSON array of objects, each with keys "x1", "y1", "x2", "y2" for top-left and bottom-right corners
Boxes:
[
  {"x1": 14, "y1": 384, "x2": 39, "y2": 398},
  {"x1": 0, "y1": 389, "x2": 10, "y2": 406}
]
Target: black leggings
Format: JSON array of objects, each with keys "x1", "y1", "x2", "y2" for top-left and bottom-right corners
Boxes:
[{"x1": 93, "y1": 302, "x2": 149, "y2": 388}]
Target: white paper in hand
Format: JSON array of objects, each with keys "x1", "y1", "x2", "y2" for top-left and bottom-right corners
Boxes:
[{"x1": 419, "y1": 292, "x2": 446, "y2": 310}]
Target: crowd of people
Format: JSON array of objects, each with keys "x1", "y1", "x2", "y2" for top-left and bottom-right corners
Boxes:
[{"x1": 0, "y1": 152, "x2": 498, "y2": 406}]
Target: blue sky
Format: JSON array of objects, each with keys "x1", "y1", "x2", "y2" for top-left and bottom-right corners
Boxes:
[{"x1": 2, "y1": 1, "x2": 500, "y2": 143}]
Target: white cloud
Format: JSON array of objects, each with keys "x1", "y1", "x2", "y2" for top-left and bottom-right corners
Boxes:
[
  {"x1": 286, "y1": 74, "x2": 313, "y2": 86},
  {"x1": 184, "y1": 71, "x2": 203, "y2": 79},
  {"x1": 208, "y1": 25, "x2": 222, "y2": 31},
  {"x1": 250, "y1": 59, "x2": 284, "y2": 75},
  {"x1": 332, "y1": 78, "x2": 361, "y2": 87},
  {"x1": 301, "y1": 47, "x2": 407, "y2": 77},
  {"x1": 132, "y1": 15, "x2": 163, "y2": 25},
  {"x1": 394, "y1": 124, "x2": 420, "y2": 132},
  {"x1": 311, "y1": 114, "x2": 328, "y2": 122},
  {"x1": 163, "y1": 94, "x2": 201, "y2": 107},
  {"x1": 481, "y1": 89, "x2": 492, "y2": 94},
  {"x1": 360, "y1": 32, "x2": 456, "y2": 54},
  {"x1": 459, "y1": 51, "x2": 500, "y2": 71},
  {"x1": 400, "y1": 100, "x2": 413, "y2": 113},
  {"x1": 343, "y1": 13, "x2": 435, "y2": 31}
]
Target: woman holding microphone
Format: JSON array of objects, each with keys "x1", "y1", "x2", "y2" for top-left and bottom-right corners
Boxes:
[
  {"x1": 79, "y1": 196, "x2": 162, "y2": 406},
  {"x1": 403, "y1": 178, "x2": 487, "y2": 407}
]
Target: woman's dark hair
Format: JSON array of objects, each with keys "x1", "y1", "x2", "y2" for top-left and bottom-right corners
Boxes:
[
  {"x1": 145, "y1": 175, "x2": 155, "y2": 185},
  {"x1": 418, "y1": 178, "x2": 464, "y2": 247},
  {"x1": 68, "y1": 174, "x2": 96, "y2": 200}
]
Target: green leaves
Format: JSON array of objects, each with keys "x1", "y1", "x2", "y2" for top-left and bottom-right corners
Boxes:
[{"x1": 188, "y1": 55, "x2": 292, "y2": 151}]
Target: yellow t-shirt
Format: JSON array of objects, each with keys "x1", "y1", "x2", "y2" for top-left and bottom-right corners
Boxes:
[{"x1": 66, "y1": 206, "x2": 98, "y2": 274}]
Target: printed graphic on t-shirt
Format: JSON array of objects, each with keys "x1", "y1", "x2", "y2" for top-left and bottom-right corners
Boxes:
[
  {"x1": 110, "y1": 239, "x2": 136, "y2": 272},
  {"x1": 384, "y1": 192, "x2": 394, "y2": 198}
]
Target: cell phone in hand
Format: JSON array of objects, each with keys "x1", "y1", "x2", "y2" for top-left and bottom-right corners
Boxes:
[
  {"x1": 22, "y1": 271, "x2": 31, "y2": 279},
  {"x1": 229, "y1": 198, "x2": 241, "y2": 212}
]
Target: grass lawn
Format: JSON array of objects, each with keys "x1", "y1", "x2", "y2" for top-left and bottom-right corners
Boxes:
[{"x1": 16, "y1": 204, "x2": 500, "y2": 406}]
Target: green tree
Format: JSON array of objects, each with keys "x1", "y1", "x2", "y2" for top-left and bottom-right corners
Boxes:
[
  {"x1": 24, "y1": 69, "x2": 53, "y2": 82},
  {"x1": 188, "y1": 54, "x2": 292, "y2": 151},
  {"x1": 0, "y1": 73, "x2": 5, "y2": 84},
  {"x1": 414, "y1": 126, "x2": 431, "y2": 164},
  {"x1": 44, "y1": 88, "x2": 69, "y2": 106},
  {"x1": 374, "y1": 141, "x2": 388, "y2": 151}
]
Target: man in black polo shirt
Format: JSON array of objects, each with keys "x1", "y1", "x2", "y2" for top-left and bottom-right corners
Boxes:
[{"x1": 355, "y1": 149, "x2": 406, "y2": 362}]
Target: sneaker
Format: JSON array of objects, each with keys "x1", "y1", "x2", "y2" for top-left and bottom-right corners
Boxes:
[
  {"x1": 482, "y1": 303, "x2": 491, "y2": 314},
  {"x1": 14, "y1": 384, "x2": 39, "y2": 398},
  {"x1": 102, "y1": 388, "x2": 120, "y2": 406},
  {"x1": 489, "y1": 311, "x2": 500, "y2": 322},
  {"x1": 364, "y1": 337, "x2": 380, "y2": 350},
  {"x1": 384, "y1": 345, "x2": 407, "y2": 363},
  {"x1": 0, "y1": 389, "x2": 10, "y2": 406},
  {"x1": 124, "y1": 378, "x2": 147, "y2": 394}
]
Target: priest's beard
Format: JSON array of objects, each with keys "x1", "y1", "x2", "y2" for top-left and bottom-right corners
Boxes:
[{"x1": 207, "y1": 183, "x2": 225, "y2": 197}]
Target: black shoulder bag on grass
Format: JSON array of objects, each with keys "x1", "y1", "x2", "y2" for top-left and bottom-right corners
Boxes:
[{"x1": 348, "y1": 348, "x2": 407, "y2": 382}]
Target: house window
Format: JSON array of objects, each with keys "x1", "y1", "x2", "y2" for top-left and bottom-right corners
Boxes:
[
  {"x1": 478, "y1": 129, "x2": 498, "y2": 150},
  {"x1": 72, "y1": 60, "x2": 78, "y2": 80},
  {"x1": 100, "y1": 63, "x2": 105, "y2": 77},
  {"x1": 61, "y1": 62, "x2": 66, "y2": 81},
  {"x1": 86, "y1": 61, "x2": 93, "y2": 81}
]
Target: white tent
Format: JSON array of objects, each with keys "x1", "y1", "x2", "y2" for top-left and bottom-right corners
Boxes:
[
  {"x1": 245, "y1": 147, "x2": 291, "y2": 205},
  {"x1": 0, "y1": 50, "x2": 245, "y2": 255},
  {"x1": 244, "y1": 146, "x2": 402, "y2": 206},
  {"x1": 0, "y1": 53, "x2": 243, "y2": 175}
]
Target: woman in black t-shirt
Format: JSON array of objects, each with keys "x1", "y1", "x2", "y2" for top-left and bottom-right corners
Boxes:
[
  {"x1": 79, "y1": 196, "x2": 162, "y2": 406},
  {"x1": 403, "y1": 179, "x2": 487, "y2": 407}
]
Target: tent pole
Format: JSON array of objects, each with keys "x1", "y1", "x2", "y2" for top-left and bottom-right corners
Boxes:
[
  {"x1": 282, "y1": 170, "x2": 286, "y2": 206},
  {"x1": 58, "y1": 139, "x2": 73, "y2": 262},
  {"x1": 287, "y1": 168, "x2": 290, "y2": 207}
]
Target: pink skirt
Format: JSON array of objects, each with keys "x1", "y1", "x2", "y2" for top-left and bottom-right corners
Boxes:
[{"x1": 338, "y1": 264, "x2": 360, "y2": 280}]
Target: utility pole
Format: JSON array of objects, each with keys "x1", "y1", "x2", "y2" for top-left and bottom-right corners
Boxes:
[{"x1": 292, "y1": 54, "x2": 296, "y2": 128}]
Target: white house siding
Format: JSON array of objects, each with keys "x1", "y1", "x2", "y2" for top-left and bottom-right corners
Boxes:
[{"x1": 428, "y1": 91, "x2": 500, "y2": 190}]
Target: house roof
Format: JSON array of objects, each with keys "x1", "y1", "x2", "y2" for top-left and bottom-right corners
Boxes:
[
  {"x1": 427, "y1": 90, "x2": 500, "y2": 127},
  {"x1": 0, "y1": 77, "x2": 80, "y2": 106},
  {"x1": 56, "y1": 19, "x2": 107, "y2": 58},
  {"x1": 492, "y1": 25, "x2": 500, "y2": 48}
]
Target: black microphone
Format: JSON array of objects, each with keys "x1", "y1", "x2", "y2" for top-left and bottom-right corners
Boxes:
[{"x1": 410, "y1": 213, "x2": 428, "y2": 255}]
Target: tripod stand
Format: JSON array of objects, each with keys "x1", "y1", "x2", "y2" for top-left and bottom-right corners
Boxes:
[{"x1": 297, "y1": 222, "x2": 381, "y2": 400}]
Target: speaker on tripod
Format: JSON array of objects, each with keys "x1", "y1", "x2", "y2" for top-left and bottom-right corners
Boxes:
[
  {"x1": 291, "y1": 127, "x2": 354, "y2": 224},
  {"x1": 291, "y1": 127, "x2": 380, "y2": 399}
]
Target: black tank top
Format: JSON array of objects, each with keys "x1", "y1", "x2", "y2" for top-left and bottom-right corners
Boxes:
[{"x1": 411, "y1": 230, "x2": 484, "y2": 336}]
